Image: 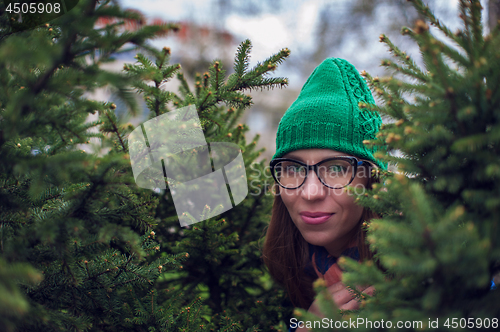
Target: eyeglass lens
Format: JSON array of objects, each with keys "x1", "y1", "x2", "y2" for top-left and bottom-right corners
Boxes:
[{"x1": 273, "y1": 159, "x2": 355, "y2": 189}]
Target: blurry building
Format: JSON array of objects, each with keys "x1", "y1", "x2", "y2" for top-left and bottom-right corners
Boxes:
[{"x1": 84, "y1": 13, "x2": 295, "y2": 162}]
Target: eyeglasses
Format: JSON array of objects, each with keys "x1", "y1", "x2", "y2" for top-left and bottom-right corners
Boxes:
[{"x1": 270, "y1": 156, "x2": 373, "y2": 190}]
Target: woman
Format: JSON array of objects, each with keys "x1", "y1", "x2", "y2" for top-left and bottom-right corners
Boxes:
[{"x1": 262, "y1": 58, "x2": 386, "y2": 329}]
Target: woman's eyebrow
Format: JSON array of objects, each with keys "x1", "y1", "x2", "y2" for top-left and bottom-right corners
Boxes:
[
  {"x1": 285, "y1": 155, "x2": 344, "y2": 162},
  {"x1": 285, "y1": 155, "x2": 303, "y2": 161}
]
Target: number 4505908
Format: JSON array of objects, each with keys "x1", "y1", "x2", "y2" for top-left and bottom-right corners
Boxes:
[
  {"x1": 444, "y1": 317, "x2": 498, "y2": 329},
  {"x1": 6, "y1": 2, "x2": 61, "y2": 14}
]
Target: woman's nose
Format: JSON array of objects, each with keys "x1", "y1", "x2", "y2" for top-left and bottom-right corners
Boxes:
[{"x1": 300, "y1": 170, "x2": 327, "y2": 199}]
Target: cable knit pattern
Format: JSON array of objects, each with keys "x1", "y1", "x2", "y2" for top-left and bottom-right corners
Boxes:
[
  {"x1": 335, "y1": 58, "x2": 382, "y2": 149},
  {"x1": 273, "y1": 58, "x2": 386, "y2": 170}
]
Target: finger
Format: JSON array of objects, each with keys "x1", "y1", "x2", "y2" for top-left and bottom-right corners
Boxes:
[
  {"x1": 327, "y1": 281, "x2": 346, "y2": 294},
  {"x1": 355, "y1": 284, "x2": 371, "y2": 292},
  {"x1": 328, "y1": 282, "x2": 355, "y2": 304},
  {"x1": 361, "y1": 285, "x2": 375, "y2": 296},
  {"x1": 354, "y1": 285, "x2": 375, "y2": 297},
  {"x1": 355, "y1": 284, "x2": 375, "y2": 295},
  {"x1": 332, "y1": 288, "x2": 356, "y2": 307},
  {"x1": 339, "y1": 297, "x2": 361, "y2": 311},
  {"x1": 338, "y1": 286, "x2": 373, "y2": 311}
]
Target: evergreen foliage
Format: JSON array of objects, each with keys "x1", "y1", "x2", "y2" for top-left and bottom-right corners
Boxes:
[
  {"x1": 125, "y1": 38, "x2": 293, "y2": 331},
  {"x1": 0, "y1": 1, "x2": 292, "y2": 331},
  {"x1": 298, "y1": 0, "x2": 500, "y2": 330}
]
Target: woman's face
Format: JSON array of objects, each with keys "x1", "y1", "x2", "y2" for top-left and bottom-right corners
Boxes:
[{"x1": 279, "y1": 149, "x2": 369, "y2": 257}]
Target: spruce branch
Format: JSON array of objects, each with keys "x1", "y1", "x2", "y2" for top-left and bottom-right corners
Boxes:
[
  {"x1": 32, "y1": 32, "x2": 79, "y2": 96},
  {"x1": 101, "y1": 109, "x2": 126, "y2": 152},
  {"x1": 31, "y1": 0, "x2": 100, "y2": 95},
  {"x1": 176, "y1": 71, "x2": 192, "y2": 97},
  {"x1": 459, "y1": 0, "x2": 476, "y2": 56},
  {"x1": 355, "y1": 0, "x2": 500, "y2": 325},
  {"x1": 134, "y1": 53, "x2": 154, "y2": 69},
  {"x1": 380, "y1": 33, "x2": 430, "y2": 82},
  {"x1": 212, "y1": 60, "x2": 223, "y2": 94},
  {"x1": 408, "y1": 0, "x2": 467, "y2": 49},
  {"x1": 234, "y1": 39, "x2": 252, "y2": 77}
]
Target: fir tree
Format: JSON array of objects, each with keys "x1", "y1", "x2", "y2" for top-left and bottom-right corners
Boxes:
[
  {"x1": 124, "y1": 39, "x2": 293, "y2": 331},
  {"x1": 296, "y1": 0, "x2": 500, "y2": 331},
  {"x1": 0, "y1": 0, "x2": 292, "y2": 331}
]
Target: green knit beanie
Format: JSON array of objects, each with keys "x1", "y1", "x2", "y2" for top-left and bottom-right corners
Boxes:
[{"x1": 273, "y1": 58, "x2": 387, "y2": 170}]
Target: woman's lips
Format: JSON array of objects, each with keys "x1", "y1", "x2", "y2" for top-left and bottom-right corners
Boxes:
[{"x1": 299, "y1": 212, "x2": 334, "y2": 225}]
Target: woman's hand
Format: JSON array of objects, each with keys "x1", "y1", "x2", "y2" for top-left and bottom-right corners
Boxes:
[{"x1": 295, "y1": 282, "x2": 374, "y2": 331}]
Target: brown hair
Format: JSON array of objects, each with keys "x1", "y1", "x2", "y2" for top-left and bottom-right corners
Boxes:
[{"x1": 262, "y1": 173, "x2": 378, "y2": 309}]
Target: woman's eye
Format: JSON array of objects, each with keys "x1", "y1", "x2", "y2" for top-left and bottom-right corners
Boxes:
[
  {"x1": 286, "y1": 165, "x2": 304, "y2": 173},
  {"x1": 328, "y1": 165, "x2": 345, "y2": 172}
]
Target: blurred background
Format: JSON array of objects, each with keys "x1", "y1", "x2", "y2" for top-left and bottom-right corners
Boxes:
[{"x1": 98, "y1": 0, "x2": 493, "y2": 161}]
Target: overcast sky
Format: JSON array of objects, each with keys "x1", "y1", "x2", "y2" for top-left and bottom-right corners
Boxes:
[
  {"x1": 120, "y1": 0, "x2": 321, "y2": 74},
  {"x1": 116, "y1": 0, "x2": 490, "y2": 157},
  {"x1": 118, "y1": 0, "x2": 490, "y2": 85}
]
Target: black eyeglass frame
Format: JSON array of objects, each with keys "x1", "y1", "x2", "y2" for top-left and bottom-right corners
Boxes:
[{"x1": 269, "y1": 156, "x2": 374, "y2": 190}]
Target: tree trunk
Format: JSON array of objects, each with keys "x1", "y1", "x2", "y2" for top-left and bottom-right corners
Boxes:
[{"x1": 489, "y1": 0, "x2": 500, "y2": 31}]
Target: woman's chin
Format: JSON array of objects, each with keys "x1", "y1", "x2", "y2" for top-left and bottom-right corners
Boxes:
[{"x1": 302, "y1": 234, "x2": 336, "y2": 248}]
